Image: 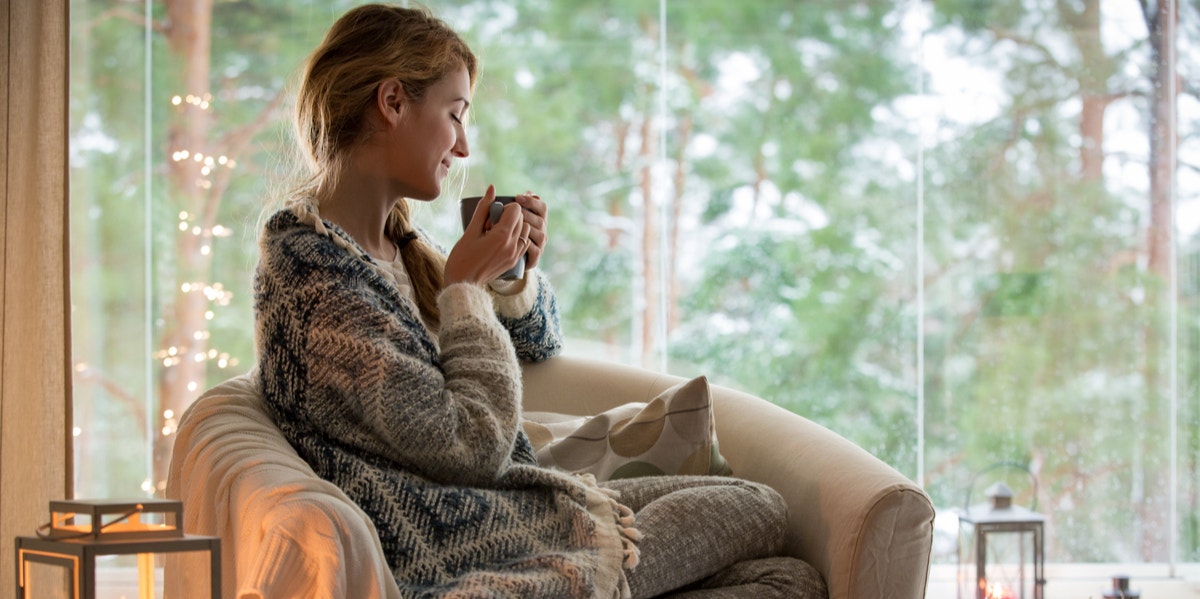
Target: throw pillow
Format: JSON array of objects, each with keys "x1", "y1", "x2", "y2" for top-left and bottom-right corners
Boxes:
[{"x1": 522, "y1": 375, "x2": 732, "y2": 481}]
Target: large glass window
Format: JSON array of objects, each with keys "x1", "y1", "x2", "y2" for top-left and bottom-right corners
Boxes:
[{"x1": 69, "y1": 0, "x2": 1197, "y2": 583}]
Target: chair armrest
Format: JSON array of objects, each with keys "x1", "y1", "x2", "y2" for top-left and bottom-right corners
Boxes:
[
  {"x1": 166, "y1": 374, "x2": 402, "y2": 599},
  {"x1": 521, "y1": 354, "x2": 935, "y2": 599}
]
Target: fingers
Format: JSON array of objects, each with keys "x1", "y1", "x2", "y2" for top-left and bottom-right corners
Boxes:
[
  {"x1": 494, "y1": 201, "x2": 525, "y2": 235},
  {"x1": 445, "y1": 225, "x2": 526, "y2": 286},
  {"x1": 515, "y1": 191, "x2": 545, "y2": 216},
  {"x1": 515, "y1": 222, "x2": 534, "y2": 253},
  {"x1": 515, "y1": 192, "x2": 546, "y2": 231},
  {"x1": 511, "y1": 217, "x2": 534, "y2": 256},
  {"x1": 514, "y1": 191, "x2": 546, "y2": 270},
  {"x1": 484, "y1": 203, "x2": 528, "y2": 263}
]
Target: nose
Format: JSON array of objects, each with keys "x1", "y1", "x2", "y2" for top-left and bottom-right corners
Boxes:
[{"x1": 452, "y1": 133, "x2": 469, "y2": 159}]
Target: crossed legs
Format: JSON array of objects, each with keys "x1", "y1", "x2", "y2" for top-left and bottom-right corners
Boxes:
[{"x1": 603, "y1": 476, "x2": 826, "y2": 598}]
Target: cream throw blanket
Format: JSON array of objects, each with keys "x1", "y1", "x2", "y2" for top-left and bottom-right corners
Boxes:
[{"x1": 166, "y1": 372, "x2": 401, "y2": 599}]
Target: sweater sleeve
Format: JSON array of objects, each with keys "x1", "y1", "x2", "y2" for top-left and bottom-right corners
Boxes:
[{"x1": 489, "y1": 269, "x2": 563, "y2": 363}]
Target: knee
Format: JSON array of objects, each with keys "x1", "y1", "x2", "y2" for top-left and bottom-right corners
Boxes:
[
  {"x1": 740, "y1": 480, "x2": 788, "y2": 520},
  {"x1": 733, "y1": 480, "x2": 789, "y2": 553}
]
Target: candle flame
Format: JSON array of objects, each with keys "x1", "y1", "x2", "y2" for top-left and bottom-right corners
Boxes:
[{"x1": 983, "y1": 582, "x2": 1015, "y2": 599}]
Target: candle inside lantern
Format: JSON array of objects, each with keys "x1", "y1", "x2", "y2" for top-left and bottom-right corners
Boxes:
[
  {"x1": 983, "y1": 581, "x2": 1016, "y2": 599},
  {"x1": 138, "y1": 551, "x2": 155, "y2": 599}
]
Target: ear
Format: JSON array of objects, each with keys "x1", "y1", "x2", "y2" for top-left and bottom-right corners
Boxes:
[{"x1": 375, "y1": 78, "x2": 407, "y2": 124}]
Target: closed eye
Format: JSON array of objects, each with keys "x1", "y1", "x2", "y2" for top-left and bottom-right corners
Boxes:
[{"x1": 450, "y1": 113, "x2": 463, "y2": 124}]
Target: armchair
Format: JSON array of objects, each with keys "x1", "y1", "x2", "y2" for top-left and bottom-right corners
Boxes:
[{"x1": 166, "y1": 355, "x2": 934, "y2": 599}]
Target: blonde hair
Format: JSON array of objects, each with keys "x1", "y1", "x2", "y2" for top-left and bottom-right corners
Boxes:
[{"x1": 291, "y1": 3, "x2": 478, "y2": 330}]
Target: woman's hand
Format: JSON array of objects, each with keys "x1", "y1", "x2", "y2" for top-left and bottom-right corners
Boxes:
[
  {"x1": 444, "y1": 185, "x2": 532, "y2": 286},
  {"x1": 515, "y1": 190, "x2": 547, "y2": 270}
]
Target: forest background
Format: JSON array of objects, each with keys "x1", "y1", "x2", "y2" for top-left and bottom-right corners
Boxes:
[{"x1": 68, "y1": 0, "x2": 1199, "y2": 565}]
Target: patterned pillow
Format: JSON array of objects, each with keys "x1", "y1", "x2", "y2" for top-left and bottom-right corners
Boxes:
[{"x1": 521, "y1": 376, "x2": 732, "y2": 481}]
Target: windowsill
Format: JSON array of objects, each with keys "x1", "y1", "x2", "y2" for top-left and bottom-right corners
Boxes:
[{"x1": 925, "y1": 563, "x2": 1200, "y2": 598}]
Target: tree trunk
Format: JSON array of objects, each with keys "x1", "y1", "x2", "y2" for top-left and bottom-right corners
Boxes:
[
  {"x1": 1136, "y1": 0, "x2": 1177, "y2": 561},
  {"x1": 604, "y1": 119, "x2": 632, "y2": 354},
  {"x1": 1145, "y1": 0, "x2": 1175, "y2": 282},
  {"x1": 1062, "y1": 0, "x2": 1107, "y2": 181},
  {"x1": 667, "y1": 114, "x2": 691, "y2": 335},
  {"x1": 153, "y1": 0, "x2": 215, "y2": 494},
  {"x1": 638, "y1": 114, "x2": 659, "y2": 367},
  {"x1": 1059, "y1": 0, "x2": 1173, "y2": 559}
]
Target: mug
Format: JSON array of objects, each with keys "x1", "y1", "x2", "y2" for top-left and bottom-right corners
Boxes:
[{"x1": 459, "y1": 195, "x2": 526, "y2": 281}]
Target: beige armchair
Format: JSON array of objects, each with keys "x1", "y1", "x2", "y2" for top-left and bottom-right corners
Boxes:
[
  {"x1": 166, "y1": 354, "x2": 934, "y2": 599},
  {"x1": 522, "y1": 356, "x2": 935, "y2": 599}
]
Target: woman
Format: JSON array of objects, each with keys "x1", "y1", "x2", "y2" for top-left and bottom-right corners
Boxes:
[{"x1": 254, "y1": 4, "x2": 822, "y2": 597}]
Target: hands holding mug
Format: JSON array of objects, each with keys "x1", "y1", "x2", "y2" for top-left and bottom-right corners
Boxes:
[{"x1": 445, "y1": 185, "x2": 548, "y2": 287}]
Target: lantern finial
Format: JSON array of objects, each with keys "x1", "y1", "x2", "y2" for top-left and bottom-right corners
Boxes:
[{"x1": 985, "y1": 482, "x2": 1014, "y2": 510}]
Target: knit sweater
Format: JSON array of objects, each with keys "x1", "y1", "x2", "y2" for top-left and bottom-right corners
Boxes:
[{"x1": 254, "y1": 208, "x2": 637, "y2": 598}]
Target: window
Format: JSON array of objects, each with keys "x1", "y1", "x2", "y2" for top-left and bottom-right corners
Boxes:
[{"x1": 70, "y1": 0, "x2": 1197, "y2": 582}]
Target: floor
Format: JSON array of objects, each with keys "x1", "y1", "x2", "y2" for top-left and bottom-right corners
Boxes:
[{"x1": 89, "y1": 563, "x2": 1200, "y2": 598}]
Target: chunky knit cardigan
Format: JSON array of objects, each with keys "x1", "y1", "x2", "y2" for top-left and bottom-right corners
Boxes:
[{"x1": 254, "y1": 208, "x2": 638, "y2": 598}]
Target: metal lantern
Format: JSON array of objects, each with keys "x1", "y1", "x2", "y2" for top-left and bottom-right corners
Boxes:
[
  {"x1": 957, "y1": 482, "x2": 1047, "y2": 599},
  {"x1": 15, "y1": 498, "x2": 220, "y2": 599},
  {"x1": 1102, "y1": 575, "x2": 1141, "y2": 598}
]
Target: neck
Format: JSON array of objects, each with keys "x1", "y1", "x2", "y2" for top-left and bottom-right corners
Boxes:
[{"x1": 318, "y1": 167, "x2": 401, "y2": 262}]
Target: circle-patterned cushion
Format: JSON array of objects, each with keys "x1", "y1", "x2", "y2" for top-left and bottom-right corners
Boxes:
[{"x1": 521, "y1": 376, "x2": 732, "y2": 481}]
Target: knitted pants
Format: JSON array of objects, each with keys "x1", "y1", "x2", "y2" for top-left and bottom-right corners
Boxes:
[{"x1": 603, "y1": 476, "x2": 827, "y2": 599}]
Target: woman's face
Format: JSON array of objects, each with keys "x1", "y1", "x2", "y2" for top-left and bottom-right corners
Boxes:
[{"x1": 381, "y1": 66, "x2": 471, "y2": 201}]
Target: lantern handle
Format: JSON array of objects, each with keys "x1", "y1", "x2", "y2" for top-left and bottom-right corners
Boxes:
[{"x1": 963, "y1": 460, "x2": 1038, "y2": 512}]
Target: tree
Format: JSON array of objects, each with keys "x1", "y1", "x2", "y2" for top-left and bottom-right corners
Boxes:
[
  {"x1": 925, "y1": 0, "x2": 1192, "y2": 561},
  {"x1": 70, "y1": 0, "x2": 323, "y2": 495},
  {"x1": 69, "y1": 0, "x2": 1196, "y2": 565}
]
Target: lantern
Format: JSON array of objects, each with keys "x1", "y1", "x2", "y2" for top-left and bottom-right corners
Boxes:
[
  {"x1": 14, "y1": 498, "x2": 220, "y2": 599},
  {"x1": 957, "y1": 482, "x2": 1046, "y2": 599},
  {"x1": 1102, "y1": 575, "x2": 1141, "y2": 598}
]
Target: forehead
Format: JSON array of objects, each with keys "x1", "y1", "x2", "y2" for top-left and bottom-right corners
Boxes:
[{"x1": 428, "y1": 65, "x2": 471, "y2": 104}]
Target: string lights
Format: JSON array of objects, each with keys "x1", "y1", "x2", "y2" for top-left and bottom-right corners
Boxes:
[
  {"x1": 154, "y1": 93, "x2": 241, "y2": 440},
  {"x1": 158, "y1": 87, "x2": 241, "y2": 413},
  {"x1": 171, "y1": 92, "x2": 212, "y2": 110},
  {"x1": 169, "y1": 93, "x2": 237, "y2": 191},
  {"x1": 73, "y1": 91, "x2": 248, "y2": 497}
]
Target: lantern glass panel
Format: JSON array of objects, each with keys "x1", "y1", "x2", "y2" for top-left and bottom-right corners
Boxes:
[
  {"x1": 979, "y1": 528, "x2": 1038, "y2": 599},
  {"x1": 91, "y1": 553, "x2": 157, "y2": 598},
  {"x1": 90, "y1": 550, "x2": 216, "y2": 598},
  {"x1": 959, "y1": 523, "x2": 977, "y2": 597},
  {"x1": 958, "y1": 521, "x2": 1045, "y2": 599},
  {"x1": 19, "y1": 557, "x2": 74, "y2": 599}
]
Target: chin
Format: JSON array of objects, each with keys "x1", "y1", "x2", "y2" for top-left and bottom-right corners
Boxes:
[{"x1": 406, "y1": 183, "x2": 441, "y2": 202}]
